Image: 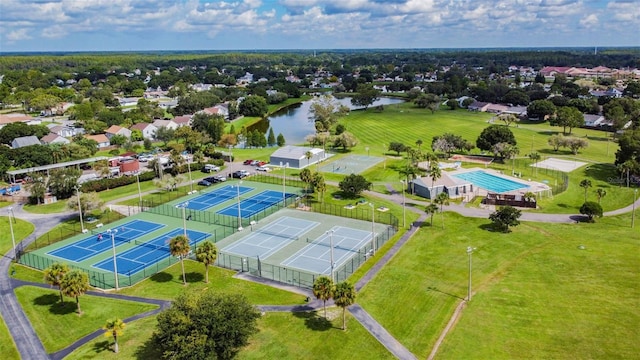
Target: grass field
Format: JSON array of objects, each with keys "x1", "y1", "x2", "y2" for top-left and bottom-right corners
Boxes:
[
  {"x1": 15, "y1": 286, "x2": 158, "y2": 353},
  {"x1": 358, "y1": 212, "x2": 639, "y2": 358},
  {"x1": 0, "y1": 216, "x2": 34, "y2": 257},
  {"x1": 117, "y1": 259, "x2": 307, "y2": 305},
  {"x1": 0, "y1": 314, "x2": 20, "y2": 360}
]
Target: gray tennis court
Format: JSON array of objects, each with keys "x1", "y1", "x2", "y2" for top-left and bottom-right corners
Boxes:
[
  {"x1": 319, "y1": 155, "x2": 383, "y2": 174},
  {"x1": 281, "y1": 226, "x2": 373, "y2": 275},
  {"x1": 221, "y1": 217, "x2": 319, "y2": 259}
]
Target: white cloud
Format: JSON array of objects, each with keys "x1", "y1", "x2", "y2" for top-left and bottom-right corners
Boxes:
[
  {"x1": 5, "y1": 28, "x2": 32, "y2": 41},
  {"x1": 580, "y1": 14, "x2": 599, "y2": 27}
]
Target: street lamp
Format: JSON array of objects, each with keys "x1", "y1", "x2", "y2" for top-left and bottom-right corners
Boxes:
[
  {"x1": 187, "y1": 153, "x2": 193, "y2": 193},
  {"x1": 236, "y1": 181, "x2": 243, "y2": 231},
  {"x1": 135, "y1": 170, "x2": 142, "y2": 206},
  {"x1": 365, "y1": 146, "x2": 370, "y2": 157},
  {"x1": 467, "y1": 246, "x2": 476, "y2": 301},
  {"x1": 107, "y1": 229, "x2": 120, "y2": 290},
  {"x1": 75, "y1": 185, "x2": 85, "y2": 233},
  {"x1": 177, "y1": 202, "x2": 189, "y2": 237},
  {"x1": 280, "y1": 162, "x2": 289, "y2": 202},
  {"x1": 632, "y1": 189, "x2": 638, "y2": 229},
  {"x1": 400, "y1": 180, "x2": 406, "y2": 229},
  {"x1": 368, "y1": 203, "x2": 376, "y2": 255},
  {"x1": 228, "y1": 145, "x2": 233, "y2": 177},
  {"x1": 326, "y1": 230, "x2": 335, "y2": 281},
  {"x1": 7, "y1": 207, "x2": 17, "y2": 261}
]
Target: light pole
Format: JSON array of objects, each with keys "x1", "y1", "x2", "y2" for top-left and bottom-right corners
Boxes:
[
  {"x1": 326, "y1": 230, "x2": 335, "y2": 281},
  {"x1": 75, "y1": 185, "x2": 85, "y2": 233},
  {"x1": 107, "y1": 229, "x2": 119, "y2": 290},
  {"x1": 632, "y1": 189, "x2": 637, "y2": 229},
  {"x1": 228, "y1": 145, "x2": 233, "y2": 177},
  {"x1": 177, "y1": 202, "x2": 189, "y2": 237},
  {"x1": 187, "y1": 154, "x2": 193, "y2": 193},
  {"x1": 7, "y1": 207, "x2": 16, "y2": 261},
  {"x1": 365, "y1": 146, "x2": 370, "y2": 157},
  {"x1": 401, "y1": 180, "x2": 406, "y2": 229},
  {"x1": 135, "y1": 170, "x2": 142, "y2": 206},
  {"x1": 280, "y1": 162, "x2": 289, "y2": 202},
  {"x1": 236, "y1": 181, "x2": 243, "y2": 231},
  {"x1": 368, "y1": 203, "x2": 376, "y2": 255},
  {"x1": 467, "y1": 246, "x2": 475, "y2": 302}
]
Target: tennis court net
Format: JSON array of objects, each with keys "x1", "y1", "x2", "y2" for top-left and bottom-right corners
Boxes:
[
  {"x1": 254, "y1": 229, "x2": 299, "y2": 241},
  {"x1": 305, "y1": 238, "x2": 361, "y2": 253},
  {"x1": 90, "y1": 229, "x2": 131, "y2": 243},
  {"x1": 133, "y1": 239, "x2": 168, "y2": 252}
]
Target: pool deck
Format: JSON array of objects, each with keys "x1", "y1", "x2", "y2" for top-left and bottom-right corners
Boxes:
[{"x1": 450, "y1": 167, "x2": 551, "y2": 196}]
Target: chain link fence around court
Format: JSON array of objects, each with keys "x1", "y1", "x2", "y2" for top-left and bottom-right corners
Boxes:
[
  {"x1": 501, "y1": 157, "x2": 570, "y2": 195},
  {"x1": 19, "y1": 234, "x2": 214, "y2": 290}
]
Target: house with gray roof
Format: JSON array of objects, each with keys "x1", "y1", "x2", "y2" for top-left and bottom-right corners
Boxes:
[
  {"x1": 410, "y1": 172, "x2": 473, "y2": 200},
  {"x1": 11, "y1": 135, "x2": 41, "y2": 149},
  {"x1": 269, "y1": 145, "x2": 325, "y2": 169},
  {"x1": 40, "y1": 133, "x2": 70, "y2": 145}
]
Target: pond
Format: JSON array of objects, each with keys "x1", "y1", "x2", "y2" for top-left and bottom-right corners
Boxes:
[{"x1": 246, "y1": 96, "x2": 405, "y2": 146}]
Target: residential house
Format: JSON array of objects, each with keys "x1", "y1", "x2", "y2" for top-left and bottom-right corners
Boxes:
[
  {"x1": 467, "y1": 101, "x2": 490, "y2": 112},
  {"x1": 84, "y1": 134, "x2": 111, "y2": 148},
  {"x1": 589, "y1": 88, "x2": 623, "y2": 98},
  {"x1": 105, "y1": 125, "x2": 132, "y2": 139},
  {"x1": 40, "y1": 133, "x2": 71, "y2": 145},
  {"x1": 11, "y1": 135, "x2": 41, "y2": 149},
  {"x1": 172, "y1": 115, "x2": 192, "y2": 127},
  {"x1": 152, "y1": 119, "x2": 179, "y2": 131},
  {"x1": 583, "y1": 114, "x2": 606, "y2": 127},
  {"x1": 200, "y1": 104, "x2": 229, "y2": 119},
  {"x1": 130, "y1": 122, "x2": 157, "y2": 140},
  {"x1": 485, "y1": 104, "x2": 509, "y2": 114},
  {"x1": 503, "y1": 106, "x2": 528, "y2": 118},
  {"x1": 118, "y1": 97, "x2": 139, "y2": 106},
  {"x1": 47, "y1": 125, "x2": 78, "y2": 138},
  {"x1": 0, "y1": 114, "x2": 38, "y2": 129}
]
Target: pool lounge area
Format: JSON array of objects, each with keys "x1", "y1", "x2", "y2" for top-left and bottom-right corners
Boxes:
[{"x1": 453, "y1": 170, "x2": 528, "y2": 193}]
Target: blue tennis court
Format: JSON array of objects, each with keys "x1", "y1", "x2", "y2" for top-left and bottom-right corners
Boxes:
[
  {"x1": 281, "y1": 226, "x2": 373, "y2": 275},
  {"x1": 92, "y1": 228, "x2": 211, "y2": 275},
  {"x1": 176, "y1": 184, "x2": 254, "y2": 211},
  {"x1": 47, "y1": 220, "x2": 164, "y2": 263},
  {"x1": 217, "y1": 190, "x2": 297, "y2": 218},
  {"x1": 222, "y1": 217, "x2": 319, "y2": 259}
]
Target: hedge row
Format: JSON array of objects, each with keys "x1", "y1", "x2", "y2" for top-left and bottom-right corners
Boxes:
[{"x1": 80, "y1": 171, "x2": 156, "y2": 192}]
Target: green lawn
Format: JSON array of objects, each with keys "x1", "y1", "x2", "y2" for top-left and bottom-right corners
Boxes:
[
  {"x1": 9, "y1": 263, "x2": 46, "y2": 283},
  {"x1": 63, "y1": 315, "x2": 161, "y2": 360},
  {"x1": 358, "y1": 212, "x2": 639, "y2": 358},
  {"x1": 0, "y1": 314, "x2": 20, "y2": 360},
  {"x1": 0, "y1": 216, "x2": 34, "y2": 257},
  {"x1": 237, "y1": 310, "x2": 394, "y2": 359},
  {"x1": 23, "y1": 201, "x2": 68, "y2": 214},
  {"x1": 117, "y1": 259, "x2": 307, "y2": 305},
  {"x1": 14, "y1": 286, "x2": 158, "y2": 353}
]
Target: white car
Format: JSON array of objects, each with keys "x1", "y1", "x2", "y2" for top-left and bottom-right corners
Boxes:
[{"x1": 256, "y1": 166, "x2": 270, "y2": 172}]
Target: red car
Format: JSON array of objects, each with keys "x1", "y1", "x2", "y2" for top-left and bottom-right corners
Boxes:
[
  {"x1": 243, "y1": 159, "x2": 254, "y2": 165},
  {"x1": 257, "y1": 161, "x2": 267, "y2": 166}
]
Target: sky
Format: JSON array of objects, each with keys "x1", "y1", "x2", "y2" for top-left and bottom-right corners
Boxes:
[{"x1": 0, "y1": 0, "x2": 639, "y2": 52}]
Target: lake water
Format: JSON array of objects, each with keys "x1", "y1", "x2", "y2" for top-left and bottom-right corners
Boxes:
[{"x1": 246, "y1": 97, "x2": 405, "y2": 146}]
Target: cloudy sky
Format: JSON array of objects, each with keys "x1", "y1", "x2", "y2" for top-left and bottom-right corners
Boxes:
[{"x1": 1, "y1": 0, "x2": 639, "y2": 52}]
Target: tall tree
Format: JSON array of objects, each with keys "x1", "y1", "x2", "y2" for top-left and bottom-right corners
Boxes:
[
  {"x1": 351, "y1": 84, "x2": 380, "y2": 109},
  {"x1": 429, "y1": 162, "x2": 442, "y2": 191},
  {"x1": 476, "y1": 125, "x2": 517, "y2": 151},
  {"x1": 103, "y1": 318, "x2": 126, "y2": 354},
  {"x1": 425, "y1": 203, "x2": 439, "y2": 227},
  {"x1": 579, "y1": 179, "x2": 592, "y2": 203},
  {"x1": 60, "y1": 270, "x2": 90, "y2": 315},
  {"x1": 312, "y1": 276, "x2": 334, "y2": 319},
  {"x1": 333, "y1": 281, "x2": 357, "y2": 330},
  {"x1": 552, "y1": 106, "x2": 584, "y2": 135},
  {"x1": 433, "y1": 192, "x2": 450, "y2": 229},
  {"x1": 44, "y1": 262, "x2": 70, "y2": 305},
  {"x1": 169, "y1": 235, "x2": 191, "y2": 285},
  {"x1": 595, "y1": 189, "x2": 607, "y2": 204},
  {"x1": 195, "y1": 241, "x2": 218, "y2": 284}
]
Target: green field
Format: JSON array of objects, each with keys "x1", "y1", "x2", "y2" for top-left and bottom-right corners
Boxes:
[
  {"x1": 0, "y1": 216, "x2": 34, "y2": 258},
  {"x1": 15, "y1": 286, "x2": 158, "y2": 353},
  {"x1": 358, "y1": 212, "x2": 639, "y2": 358}
]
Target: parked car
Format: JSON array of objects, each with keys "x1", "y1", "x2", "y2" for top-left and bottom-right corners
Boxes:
[
  {"x1": 257, "y1": 161, "x2": 267, "y2": 167},
  {"x1": 197, "y1": 179, "x2": 212, "y2": 186},
  {"x1": 232, "y1": 170, "x2": 250, "y2": 179},
  {"x1": 202, "y1": 164, "x2": 221, "y2": 173},
  {"x1": 243, "y1": 159, "x2": 254, "y2": 165},
  {"x1": 256, "y1": 166, "x2": 270, "y2": 172},
  {"x1": 204, "y1": 175, "x2": 226, "y2": 183}
]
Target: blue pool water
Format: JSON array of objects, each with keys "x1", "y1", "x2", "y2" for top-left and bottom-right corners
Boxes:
[{"x1": 453, "y1": 170, "x2": 528, "y2": 193}]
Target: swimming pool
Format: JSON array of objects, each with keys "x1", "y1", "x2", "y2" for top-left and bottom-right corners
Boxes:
[{"x1": 453, "y1": 170, "x2": 528, "y2": 193}]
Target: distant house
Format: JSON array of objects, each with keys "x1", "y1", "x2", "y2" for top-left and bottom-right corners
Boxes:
[
  {"x1": 130, "y1": 122, "x2": 157, "y2": 140},
  {"x1": 47, "y1": 125, "x2": 77, "y2": 138},
  {"x1": 589, "y1": 88, "x2": 623, "y2": 98},
  {"x1": 105, "y1": 125, "x2": 132, "y2": 139},
  {"x1": 485, "y1": 103, "x2": 509, "y2": 114},
  {"x1": 199, "y1": 104, "x2": 229, "y2": 119},
  {"x1": 503, "y1": 106, "x2": 528, "y2": 118},
  {"x1": 118, "y1": 97, "x2": 139, "y2": 106},
  {"x1": 11, "y1": 135, "x2": 41, "y2": 149},
  {"x1": 467, "y1": 101, "x2": 490, "y2": 112},
  {"x1": 172, "y1": 115, "x2": 192, "y2": 127},
  {"x1": 152, "y1": 119, "x2": 179, "y2": 131},
  {"x1": 40, "y1": 133, "x2": 71, "y2": 145},
  {"x1": 269, "y1": 146, "x2": 325, "y2": 169},
  {"x1": 84, "y1": 134, "x2": 111, "y2": 148},
  {"x1": 410, "y1": 172, "x2": 473, "y2": 200},
  {"x1": 0, "y1": 114, "x2": 38, "y2": 129},
  {"x1": 583, "y1": 114, "x2": 605, "y2": 127}
]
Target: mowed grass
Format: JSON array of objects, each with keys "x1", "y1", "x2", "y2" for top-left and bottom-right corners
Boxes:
[
  {"x1": 358, "y1": 212, "x2": 639, "y2": 358},
  {"x1": 117, "y1": 259, "x2": 307, "y2": 305},
  {"x1": 14, "y1": 286, "x2": 158, "y2": 353},
  {"x1": 0, "y1": 314, "x2": 20, "y2": 360},
  {"x1": 0, "y1": 216, "x2": 34, "y2": 256},
  {"x1": 237, "y1": 310, "x2": 395, "y2": 359}
]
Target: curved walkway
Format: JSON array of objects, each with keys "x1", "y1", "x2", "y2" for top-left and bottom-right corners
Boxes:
[{"x1": 2, "y1": 181, "x2": 638, "y2": 360}]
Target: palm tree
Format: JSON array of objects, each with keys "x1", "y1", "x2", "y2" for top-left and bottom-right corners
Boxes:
[
  {"x1": 312, "y1": 172, "x2": 326, "y2": 203},
  {"x1": 103, "y1": 318, "x2": 126, "y2": 353},
  {"x1": 425, "y1": 203, "x2": 438, "y2": 227},
  {"x1": 305, "y1": 150, "x2": 313, "y2": 167},
  {"x1": 60, "y1": 270, "x2": 89, "y2": 315},
  {"x1": 429, "y1": 162, "x2": 442, "y2": 193},
  {"x1": 299, "y1": 168, "x2": 313, "y2": 194},
  {"x1": 528, "y1": 152, "x2": 541, "y2": 176},
  {"x1": 433, "y1": 192, "x2": 450, "y2": 229},
  {"x1": 333, "y1": 281, "x2": 356, "y2": 330},
  {"x1": 44, "y1": 262, "x2": 69, "y2": 305},
  {"x1": 312, "y1": 276, "x2": 334, "y2": 319},
  {"x1": 579, "y1": 179, "x2": 592, "y2": 203},
  {"x1": 415, "y1": 139, "x2": 423, "y2": 151},
  {"x1": 169, "y1": 235, "x2": 191, "y2": 285},
  {"x1": 595, "y1": 188, "x2": 607, "y2": 204},
  {"x1": 195, "y1": 241, "x2": 217, "y2": 283}
]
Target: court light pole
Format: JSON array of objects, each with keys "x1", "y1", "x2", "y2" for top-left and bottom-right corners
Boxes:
[
  {"x1": 236, "y1": 181, "x2": 243, "y2": 231},
  {"x1": 107, "y1": 229, "x2": 119, "y2": 290},
  {"x1": 401, "y1": 180, "x2": 406, "y2": 229},
  {"x1": 326, "y1": 230, "x2": 335, "y2": 282},
  {"x1": 7, "y1": 207, "x2": 17, "y2": 261},
  {"x1": 135, "y1": 170, "x2": 142, "y2": 206},
  {"x1": 368, "y1": 203, "x2": 376, "y2": 255},
  {"x1": 228, "y1": 145, "x2": 233, "y2": 177},
  {"x1": 178, "y1": 202, "x2": 189, "y2": 237},
  {"x1": 187, "y1": 154, "x2": 193, "y2": 193},
  {"x1": 632, "y1": 189, "x2": 637, "y2": 229},
  {"x1": 75, "y1": 185, "x2": 85, "y2": 233},
  {"x1": 280, "y1": 162, "x2": 289, "y2": 202},
  {"x1": 467, "y1": 246, "x2": 476, "y2": 302}
]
